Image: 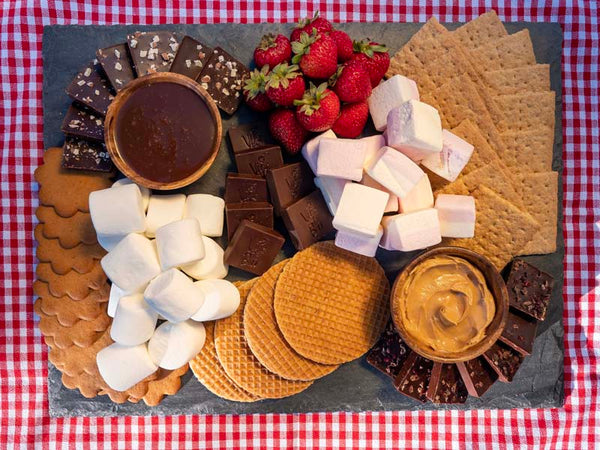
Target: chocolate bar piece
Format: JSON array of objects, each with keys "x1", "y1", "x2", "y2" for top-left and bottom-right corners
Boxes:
[
  {"x1": 62, "y1": 136, "x2": 113, "y2": 172},
  {"x1": 225, "y1": 173, "x2": 269, "y2": 203},
  {"x1": 65, "y1": 61, "x2": 115, "y2": 116},
  {"x1": 281, "y1": 190, "x2": 334, "y2": 250},
  {"x1": 96, "y1": 43, "x2": 136, "y2": 91},
  {"x1": 456, "y1": 357, "x2": 498, "y2": 398},
  {"x1": 366, "y1": 321, "x2": 411, "y2": 379},
  {"x1": 235, "y1": 146, "x2": 284, "y2": 178},
  {"x1": 60, "y1": 104, "x2": 104, "y2": 141},
  {"x1": 198, "y1": 47, "x2": 250, "y2": 114},
  {"x1": 499, "y1": 309, "x2": 538, "y2": 355},
  {"x1": 266, "y1": 162, "x2": 316, "y2": 215},
  {"x1": 426, "y1": 363, "x2": 468, "y2": 404},
  {"x1": 170, "y1": 36, "x2": 212, "y2": 80},
  {"x1": 127, "y1": 31, "x2": 180, "y2": 76},
  {"x1": 483, "y1": 341, "x2": 524, "y2": 383},
  {"x1": 505, "y1": 259, "x2": 554, "y2": 321},
  {"x1": 225, "y1": 202, "x2": 274, "y2": 240},
  {"x1": 228, "y1": 122, "x2": 274, "y2": 154},
  {"x1": 392, "y1": 352, "x2": 433, "y2": 403},
  {"x1": 224, "y1": 220, "x2": 285, "y2": 275}
]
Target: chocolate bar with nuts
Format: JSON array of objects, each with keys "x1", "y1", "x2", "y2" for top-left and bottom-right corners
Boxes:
[
  {"x1": 96, "y1": 43, "x2": 135, "y2": 91},
  {"x1": 505, "y1": 259, "x2": 554, "y2": 321},
  {"x1": 456, "y1": 357, "x2": 498, "y2": 398},
  {"x1": 61, "y1": 136, "x2": 113, "y2": 172},
  {"x1": 483, "y1": 341, "x2": 524, "y2": 383},
  {"x1": 426, "y1": 363, "x2": 468, "y2": 404},
  {"x1": 127, "y1": 31, "x2": 180, "y2": 76},
  {"x1": 499, "y1": 309, "x2": 538, "y2": 355},
  {"x1": 392, "y1": 351, "x2": 433, "y2": 403},
  {"x1": 65, "y1": 61, "x2": 115, "y2": 116},
  {"x1": 170, "y1": 36, "x2": 212, "y2": 80},
  {"x1": 366, "y1": 321, "x2": 411, "y2": 379},
  {"x1": 61, "y1": 104, "x2": 104, "y2": 141}
]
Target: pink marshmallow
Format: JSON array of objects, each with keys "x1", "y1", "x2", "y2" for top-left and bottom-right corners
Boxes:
[
  {"x1": 317, "y1": 138, "x2": 367, "y2": 181},
  {"x1": 365, "y1": 146, "x2": 425, "y2": 198},
  {"x1": 361, "y1": 172, "x2": 398, "y2": 213},
  {"x1": 398, "y1": 174, "x2": 434, "y2": 213},
  {"x1": 381, "y1": 209, "x2": 441, "y2": 252},
  {"x1": 435, "y1": 194, "x2": 476, "y2": 238},
  {"x1": 421, "y1": 130, "x2": 474, "y2": 182},
  {"x1": 361, "y1": 135, "x2": 386, "y2": 169},
  {"x1": 334, "y1": 226, "x2": 383, "y2": 257},
  {"x1": 301, "y1": 130, "x2": 337, "y2": 174},
  {"x1": 368, "y1": 75, "x2": 420, "y2": 131}
]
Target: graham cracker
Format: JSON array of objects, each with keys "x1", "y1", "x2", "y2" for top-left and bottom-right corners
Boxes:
[
  {"x1": 433, "y1": 178, "x2": 470, "y2": 196},
  {"x1": 36, "y1": 206, "x2": 97, "y2": 248},
  {"x1": 445, "y1": 185, "x2": 540, "y2": 269},
  {"x1": 244, "y1": 260, "x2": 339, "y2": 381},
  {"x1": 494, "y1": 91, "x2": 556, "y2": 133},
  {"x1": 469, "y1": 29, "x2": 536, "y2": 71},
  {"x1": 273, "y1": 241, "x2": 390, "y2": 365},
  {"x1": 451, "y1": 119, "x2": 503, "y2": 174},
  {"x1": 499, "y1": 129, "x2": 555, "y2": 173},
  {"x1": 452, "y1": 10, "x2": 508, "y2": 49},
  {"x1": 483, "y1": 65, "x2": 550, "y2": 94},
  {"x1": 214, "y1": 278, "x2": 312, "y2": 399}
]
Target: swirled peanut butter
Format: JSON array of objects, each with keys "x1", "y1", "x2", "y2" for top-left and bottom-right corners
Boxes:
[{"x1": 398, "y1": 255, "x2": 495, "y2": 355}]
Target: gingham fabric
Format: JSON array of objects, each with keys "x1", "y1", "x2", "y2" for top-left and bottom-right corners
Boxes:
[{"x1": 1, "y1": 1, "x2": 598, "y2": 448}]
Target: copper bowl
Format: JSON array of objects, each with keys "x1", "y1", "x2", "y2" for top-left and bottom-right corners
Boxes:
[
  {"x1": 390, "y1": 246, "x2": 508, "y2": 363},
  {"x1": 104, "y1": 72, "x2": 222, "y2": 190}
]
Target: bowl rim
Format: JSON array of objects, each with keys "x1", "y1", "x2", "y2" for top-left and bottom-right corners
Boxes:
[
  {"x1": 104, "y1": 72, "x2": 223, "y2": 191},
  {"x1": 390, "y1": 246, "x2": 509, "y2": 363}
]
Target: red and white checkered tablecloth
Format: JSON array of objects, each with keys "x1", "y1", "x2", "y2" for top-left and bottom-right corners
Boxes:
[{"x1": 1, "y1": 1, "x2": 598, "y2": 448}]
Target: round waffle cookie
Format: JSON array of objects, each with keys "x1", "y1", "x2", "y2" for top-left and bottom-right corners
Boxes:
[
  {"x1": 274, "y1": 241, "x2": 390, "y2": 365},
  {"x1": 214, "y1": 278, "x2": 312, "y2": 399},
  {"x1": 190, "y1": 320, "x2": 259, "y2": 402},
  {"x1": 244, "y1": 261, "x2": 339, "y2": 381}
]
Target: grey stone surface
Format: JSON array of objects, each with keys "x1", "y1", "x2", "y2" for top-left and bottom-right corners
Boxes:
[{"x1": 42, "y1": 22, "x2": 564, "y2": 417}]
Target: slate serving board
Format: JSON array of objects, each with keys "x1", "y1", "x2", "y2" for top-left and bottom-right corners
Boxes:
[{"x1": 42, "y1": 22, "x2": 564, "y2": 417}]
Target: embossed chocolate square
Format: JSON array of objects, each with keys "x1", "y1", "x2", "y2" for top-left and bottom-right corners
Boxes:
[
  {"x1": 266, "y1": 162, "x2": 316, "y2": 215},
  {"x1": 228, "y1": 122, "x2": 274, "y2": 154},
  {"x1": 225, "y1": 202, "x2": 274, "y2": 240},
  {"x1": 281, "y1": 190, "x2": 334, "y2": 250},
  {"x1": 225, "y1": 173, "x2": 269, "y2": 203},
  {"x1": 234, "y1": 146, "x2": 284, "y2": 178}
]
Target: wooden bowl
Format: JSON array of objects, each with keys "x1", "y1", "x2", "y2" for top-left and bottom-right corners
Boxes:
[
  {"x1": 390, "y1": 246, "x2": 508, "y2": 363},
  {"x1": 104, "y1": 72, "x2": 222, "y2": 190}
]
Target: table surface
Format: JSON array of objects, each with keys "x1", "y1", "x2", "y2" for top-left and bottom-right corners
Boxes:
[{"x1": 0, "y1": 1, "x2": 598, "y2": 449}]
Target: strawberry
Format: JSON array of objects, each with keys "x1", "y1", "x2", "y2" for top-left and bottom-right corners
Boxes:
[
  {"x1": 243, "y1": 66, "x2": 275, "y2": 112},
  {"x1": 290, "y1": 11, "x2": 333, "y2": 42},
  {"x1": 351, "y1": 40, "x2": 390, "y2": 87},
  {"x1": 331, "y1": 101, "x2": 369, "y2": 138},
  {"x1": 291, "y1": 31, "x2": 338, "y2": 79},
  {"x1": 268, "y1": 108, "x2": 310, "y2": 155},
  {"x1": 294, "y1": 82, "x2": 340, "y2": 132},
  {"x1": 329, "y1": 29, "x2": 353, "y2": 62},
  {"x1": 330, "y1": 59, "x2": 372, "y2": 103},
  {"x1": 265, "y1": 63, "x2": 305, "y2": 107},
  {"x1": 254, "y1": 33, "x2": 292, "y2": 68}
]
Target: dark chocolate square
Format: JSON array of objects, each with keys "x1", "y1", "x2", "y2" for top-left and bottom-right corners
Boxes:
[
  {"x1": 235, "y1": 146, "x2": 284, "y2": 178},
  {"x1": 169, "y1": 36, "x2": 212, "y2": 80},
  {"x1": 266, "y1": 162, "x2": 316, "y2": 215},
  {"x1": 280, "y1": 190, "x2": 334, "y2": 250},
  {"x1": 65, "y1": 61, "x2": 115, "y2": 116},
  {"x1": 366, "y1": 321, "x2": 411, "y2": 379},
  {"x1": 225, "y1": 202, "x2": 274, "y2": 240},
  {"x1": 505, "y1": 259, "x2": 554, "y2": 321},
  {"x1": 228, "y1": 122, "x2": 274, "y2": 154},
  {"x1": 392, "y1": 352, "x2": 433, "y2": 403},
  {"x1": 96, "y1": 43, "x2": 136, "y2": 91},
  {"x1": 483, "y1": 341, "x2": 525, "y2": 383},
  {"x1": 499, "y1": 308, "x2": 538, "y2": 355},
  {"x1": 225, "y1": 173, "x2": 269, "y2": 203},
  {"x1": 456, "y1": 357, "x2": 498, "y2": 398},
  {"x1": 426, "y1": 363, "x2": 468, "y2": 404},
  {"x1": 60, "y1": 103, "x2": 104, "y2": 141},
  {"x1": 127, "y1": 31, "x2": 180, "y2": 76},
  {"x1": 61, "y1": 136, "x2": 113, "y2": 172}
]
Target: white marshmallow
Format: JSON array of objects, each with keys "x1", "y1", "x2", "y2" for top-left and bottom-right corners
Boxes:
[
  {"x1": 386, "y1": 100, "x2": 443, "y2": 162},
  {"x1": 314, "y1": 176, "x2": 349, "y2": 216},
  {"x1": 366, "y1": 146, "x2": 425, "y2": 198},
  {"x1": 302, "y1": 130, "x2": 337, "y2": 174},
  {"x1": 108, "y1": 284, "x2": 126, "y2": 318},
  {"x1": 361, "y1": 172, "x2": 398, "y2": 213},
  {"x1": 191, "y1": 279, "x2": 241, "y2": 321},
  {"x1": 97, "y1": 233, "x2": 127, "y2": 252},
  {"x1": 181, "y1": 236, "x2": 228, "y2": 280},
  {"x1": 101, "y1": 233, "x2": 161, "y2": 292},
  {"x1": 361, "y1": 135, "x2": 387, "y2": 169},
  {"x1": 144, "y1": 269, "x2": 205, "y2": 323},
  {"x1": 333, "y1": 183, "x2": 389, "y2": 237},
  {"x1": 145, "y1": 194, "x2": 186, "y2": 238},
  {"x1": 96, "y1": 342, "x2": 157, "y2": 392},
  {"x1": 398, "y1": 174, "x2": 434, "y2": 213},
  {"x1": 316, "y1": 138, "x2": 367, "y2": 181},
  {"x1": 110, "y1": 293, "x2": 158, "y2": 345},
  {"x1": 148, "y1": 320, "x2": 206, "y2": 370},
  {"x1": 112, "y1": 178, "x2": 150, "y2": 211},
  {"x1": 368, "y1": 75, "x2": 420, "y2": 131},
  {"x1": 89, "y1": 184, "x2": 146, "y2": 236},
  {"x1": 421, "y1": 130, "x2": 474, "y2": 182},
  {"x1": 435, "y1": 194, "x2": 476, "y2": 238},
  {"x1": 155, "y1": 218, "x2": 205, "y2": 271},
  {"x1": 335, "y1": 226, "x2": 383, "y2": 257},
  {"x1": 381, "y1": 209, "x2": 441, "y2": 252},
  {"x1": 184, "y1": 194, "x2": 225, "y2": 237}
]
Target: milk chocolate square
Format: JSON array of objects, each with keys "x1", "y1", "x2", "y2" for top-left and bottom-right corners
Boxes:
[
  {"x1": 499, "y1": 309, "x2": 538, "y2": 355},
  {"x1": 266, "y1": 162, "x2": 316, "y2": 215},
  {"x1": 65, "y1": 61, "x2": 115, "y2": 116},
  {"x1": 456, "y1": 357, "x2": 498, "y2": 398},
  {"x1": 235, "y1": 146, "x2": 284, "y2": 178},
  {"x1": 281, "y1": 190, "x2": 334, "y2": 250},
  {"x1": 505, "y1": 259, "x2": 554, "y2": 321},
  {"x1": 224, "y1": 220, "x2": 284, "y2": 275},
  {"x1": 225, "y1": 202, "x2": 274, "y2": 240},
  {"x1": 392, "y1": 351, "x2": 433, "y2": 403},
  {"x1": 127, "y1": 31, "x2": 180, "y2": 76},
  {"x1": 61, "y1": 104, "x2": 104, "y2": 141},
  {"x1": 225, "y1": 173, "x2": 269, "y2": 203},
  {"x1": 96, "y1": 43, "x2": 135, "y2": 91},
  {"x1": 228, "y1": 122, "x2": 274, "y2": 154},
  {"x1": 62, "y1": 136, "x2": 113, "y2": 172},
  {"x1": 366, "y1": 321, "x2": 411, "y2": 379},
  {"x1": 483, "y1": 341, "x2": 524, "y2": 383},
  {"x1": 170, "y1": 36, "x2": 212, "y2": 80},
  {"x1": 426, "y1": 363, "x2": 468, "y2": 404}
]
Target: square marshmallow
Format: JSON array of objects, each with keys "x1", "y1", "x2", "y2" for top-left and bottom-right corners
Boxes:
[
  {"x1": 361, "y1": 172, "x2": 398, "y2": 213},
  {"x1": 333, "y1": 183, "x2": 389, "y2": 237},
  {"x1": 316, "y1": 138, "x2": 367, "y2": 181},
  {"x1": 387, "y1": 99, "x2": 443, "y2": 162},
  {"x1": 89, "y1": 184, "x2": 145, "y2": 236},
  {"x1": 368, "y1": 75, "x2": 420, "y2": 131},
  {"x1": 421, "y1": 130, "x2": 474, "y2": 182},
  {"x1": 145, "y1": 194, "x2": 186, "y2": 237},
  {"x1": 184, "y1": 194, "x2": 225, "y2": 237},
  {"x1": 366, "y1": 146, "x2": 425, "y2": 199},
  {"x1": 435, "y1": 194, "x2": 476, "y2": 238},
  {"x1": 314, "y1": 176, "x2": 349, "y2": 216},
  {"x1": 335, "y1": 226, "x2": 383, "y2": 257},
  {"x1": 361, "y1": 134, "x2": 386, "y2": 169},
  {"x1": 302, "y1": 129, "x2": 336, "y2": 174},
  {"x1": 398, "y1": 174, "x2": 434, "y2": 213},
  {"x1": 381, "y1": 209, "x2": 441, "y2": 252}
]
